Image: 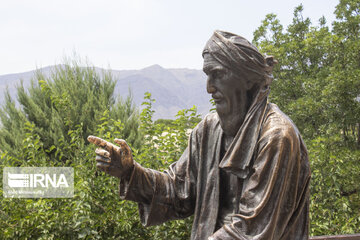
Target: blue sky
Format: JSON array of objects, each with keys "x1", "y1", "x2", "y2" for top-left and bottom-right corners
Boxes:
[{"x1": 0, "y1": 0, "x2": 340, "y2": 75}]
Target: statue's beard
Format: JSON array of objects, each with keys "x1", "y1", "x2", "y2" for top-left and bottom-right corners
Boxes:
[
  {"x1": 216, "y1": 93, "x2": 252, "y2": 137},
  {"x1": 217, "y1": 108, "x2": 246, "y2": 137}
]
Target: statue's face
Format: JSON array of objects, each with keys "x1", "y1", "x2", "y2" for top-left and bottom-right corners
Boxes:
[{"x1": 203, "y1": 53, "x2": 249, "y2": 136}]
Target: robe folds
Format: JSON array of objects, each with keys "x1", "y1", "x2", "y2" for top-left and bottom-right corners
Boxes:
[{"x1": 119, "y1": 102, "x2": 311, "y2": 240}]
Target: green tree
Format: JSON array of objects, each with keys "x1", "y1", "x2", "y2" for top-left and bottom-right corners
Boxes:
[
  {"x1": 0, "y1": 91, "x2": 201, "y2": 239},
  {"x1": 253, "y1": 1, "x2": 360, "y2": 145},
  {"x1": 0, "y1": 58, "x2": 142, "y2": 162},
  {"x1": 329, "y1": 0, "x2": 360, "y2": 145}
]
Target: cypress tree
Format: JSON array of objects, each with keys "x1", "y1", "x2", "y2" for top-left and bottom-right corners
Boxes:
[{"x1": 0, "y1": 58, "x2": 142, "y2": 162}]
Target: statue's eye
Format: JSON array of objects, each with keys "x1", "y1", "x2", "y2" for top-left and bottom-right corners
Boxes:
[{"x1": 212, "y1": 70, "x2": 225, "y2": 79}]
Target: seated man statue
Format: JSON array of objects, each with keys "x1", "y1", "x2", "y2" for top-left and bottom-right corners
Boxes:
[{"x1": 88, "y1": 30, "x2": 311, "y2": 240}]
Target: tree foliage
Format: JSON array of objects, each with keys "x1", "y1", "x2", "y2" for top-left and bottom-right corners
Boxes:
[
  {"x1": 0, "y1": 59, "x2": 142, "y2": 162},
  {"x1": 0, "y1": 88, "x2": 200, "y2": 239}
]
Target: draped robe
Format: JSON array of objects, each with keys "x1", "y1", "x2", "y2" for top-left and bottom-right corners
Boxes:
[{"x1": 119, "y1": 101, "x2": 311, "y2": 240}]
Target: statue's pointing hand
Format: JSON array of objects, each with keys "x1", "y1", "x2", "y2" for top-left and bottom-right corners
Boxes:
[{"x1": 87, "y1": 136, "x2": 134, "y2": 179}]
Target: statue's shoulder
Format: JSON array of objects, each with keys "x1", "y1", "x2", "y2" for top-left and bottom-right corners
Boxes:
[
  {"x1": 203, "y1": 112, "x2": 220, "y2": 124},
  {"x1": 191, "y1": 112, "x2": 220, "y2": 136},
  {"x1": 261, "y1": 103, "x2": 310, "y2": 175},
  {"x1": 261, "y1": 103, "x2": 301, "y2": 142},
  {"x1": 199, "y1": 112, "x2": 220, "y2": 128}
]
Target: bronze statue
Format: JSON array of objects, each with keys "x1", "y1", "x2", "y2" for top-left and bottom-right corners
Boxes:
[{"x1": 88, "y1": 30, "x2": 311, "y2": 240}]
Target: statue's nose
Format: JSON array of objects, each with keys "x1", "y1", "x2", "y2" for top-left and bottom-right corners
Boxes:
[{"x1": 207, "y1": 78, "x2": 216, "y2": 94}]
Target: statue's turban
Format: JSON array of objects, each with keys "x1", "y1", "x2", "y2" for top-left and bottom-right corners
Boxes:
[{"x1": 203, "y1": 30, "x2": 276, "y2": 86}]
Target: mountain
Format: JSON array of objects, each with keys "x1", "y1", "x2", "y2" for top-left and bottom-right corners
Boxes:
[{"x1": 0, "y1": 65, "x2": 211, "y2": 119}]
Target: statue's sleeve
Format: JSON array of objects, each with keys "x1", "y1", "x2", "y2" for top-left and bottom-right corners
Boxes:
[
  {"x1": 119, "y1": 131, "x2": 199, "y2": 227},
  {"x1": 211, "y1": 126, "x2": 310, "y2": 240}
]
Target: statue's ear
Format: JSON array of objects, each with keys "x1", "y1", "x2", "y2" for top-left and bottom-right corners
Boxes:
[
  {"x1": 265, "y1": 56, "x2": 278, "y2": 67},
  {"x1": 245, "y1": 75, "x2": 260, "y2": 92}
]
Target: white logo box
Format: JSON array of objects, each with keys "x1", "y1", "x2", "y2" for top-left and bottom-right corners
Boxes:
[{"x1": 3, "y1": 167, "x2": 74, "y2": 198}]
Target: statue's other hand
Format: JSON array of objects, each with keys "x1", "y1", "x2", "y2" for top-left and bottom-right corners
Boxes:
[{"x1": 87, "y1": 136, "x2": 134, "y2": 179}]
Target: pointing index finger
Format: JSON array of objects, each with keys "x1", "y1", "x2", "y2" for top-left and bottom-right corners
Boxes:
[{"x1": 87, "y1": 135, "x2": 116, "y2": 152}]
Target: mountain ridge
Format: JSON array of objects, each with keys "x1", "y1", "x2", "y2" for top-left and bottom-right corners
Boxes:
[{"x1": 0, "y1": 65, "x2": 211, "y2": 119}]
